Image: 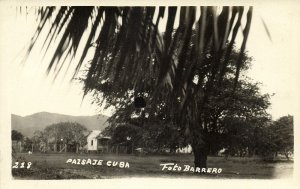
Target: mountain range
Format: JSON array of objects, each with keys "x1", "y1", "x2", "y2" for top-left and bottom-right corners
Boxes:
[{"x1": 11, "y1": 112, "x2": 109, "y2": 137}]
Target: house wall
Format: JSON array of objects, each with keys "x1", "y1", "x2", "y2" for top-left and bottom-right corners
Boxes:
[
  {"x1": 176, "y1": 144, "x2": 192, "y2": 154},
  {"x1": 87, "y1": 136, "x2": 98, "y2": 151}
]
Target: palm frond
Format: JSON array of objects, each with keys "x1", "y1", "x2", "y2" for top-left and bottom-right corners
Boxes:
[{"x1": 24, "y1": 6, "x2": 253, "y2": 123}]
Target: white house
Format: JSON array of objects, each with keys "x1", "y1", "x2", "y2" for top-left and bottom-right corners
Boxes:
[
  {"x1": 176, "y1": 144, "x2": 192, "y2": 154},
  {"x1": 86, "y1": 130, "x2": 111, "y2": 152}
]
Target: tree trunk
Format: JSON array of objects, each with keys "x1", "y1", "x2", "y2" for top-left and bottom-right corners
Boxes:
[
  {"x1": 248, "y1": 147, "x2": 254, "y2": 157},
  {"x1": 191, "y1": 121, "x2": 209, "y2": 169},
  {"x1": 54, "y1": 143, "x2": 57, "y2": 152},
  {"x1": 192, "y1": 144, "x2": 208, "y2": 168},
  {"x1": 19, "y1": 142, "x2": 22, "y2": 152},
  {"x1": 284, "y1": 151, "x2": 289, "y2": 161},
  {"x1": 170, "y1": 144, "x2": 177, "y2": 153},
  {"x1": 131, "y1": 142, "x2": 134, "y2": 154}
]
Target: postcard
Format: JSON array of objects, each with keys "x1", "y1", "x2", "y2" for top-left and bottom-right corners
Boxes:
[{"x1": 0, "y1": 1, "x2": 299, "y2": 189}]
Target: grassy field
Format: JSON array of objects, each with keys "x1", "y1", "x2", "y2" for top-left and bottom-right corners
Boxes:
[{"x1": 11, "y1": 152, "x2": 293, "y2": 179}]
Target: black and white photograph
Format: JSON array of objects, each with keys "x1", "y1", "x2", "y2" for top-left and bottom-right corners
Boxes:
[{"x1": 0, "y1": 1, "x2": 299, "y2": 188}]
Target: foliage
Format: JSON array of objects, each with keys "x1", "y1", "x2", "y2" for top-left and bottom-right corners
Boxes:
[
  {"x1": 103, "y1": 78, "x2": 272, "y2": 156},
  {"x1": 206, "y1": 78, "x2": 272, "y2": 155},
  {"x1": 25, "y1": 6, "x2": 254, "y2": 121},
  {"x1": 252, "y1": 115, "x2": 294, "y2": 161},
  {"x1": 22, "y1": 137, "x2": 34, "y2": 152},
  {"x1": 11, "y1": 130, "x2": 24, "y2": 141},
  {"x1": 272, "y1": 115, "x2": 294, "y2": 153},
  {"x1": 32, "y1": 130, "x2": 48, "y2": 143},
  {"x1": 269, "y1": 115, "x2": 293, "y2": 160},
  {"x1": 110, "y1": 123, "x2": 141, "y2": 145},
  {"x1": 106, "y1": 119, "x2": 184, "y2": 153},
  {"x1": 26, "y1": 6, "x2": 254, "y2": 167},
  {"x1": 99, "y1": 46, "x2": 271, "y2": 157},
  {"x1": 254, "y1": 124, "x2": 278, "y2": 159},
  {"x1": 32, "y1": 122, "x2": 88, "y2": 145},
  {"x1": 26, "y1": 7, "x2": 252, "y2": 92}
]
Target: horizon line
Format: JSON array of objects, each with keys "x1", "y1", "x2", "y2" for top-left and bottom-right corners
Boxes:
[{"x1": 11, "y1": 111, "x2": 111, "y2": 117}]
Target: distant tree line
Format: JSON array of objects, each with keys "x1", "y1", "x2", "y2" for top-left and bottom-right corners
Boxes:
[
  {"x1": 12, "y1": 114, "x2": 293, "y2": 161},
  {"x1": 12, "y1": 122, "x2": 87, "y2": 153},
  {"x1": 103, "y1": 115, "x2": 293, "y2": 160}
]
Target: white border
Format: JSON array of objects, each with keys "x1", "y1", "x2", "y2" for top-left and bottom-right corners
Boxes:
[{"x1": 1, "y1": 0, "x2": 300, "y2": 189}]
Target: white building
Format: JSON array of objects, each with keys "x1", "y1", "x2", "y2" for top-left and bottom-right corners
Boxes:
[
  {"x1": 176, "y1": 144, "x2": 193, "y2": 154},
  {"x1": 86, "y1": 130, "x2": 111, "y2": 152}
]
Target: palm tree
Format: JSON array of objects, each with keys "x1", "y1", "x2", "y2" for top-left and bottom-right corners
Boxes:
[{"x1": 25, "y1": 6, "x2": 253, "y2": 168}]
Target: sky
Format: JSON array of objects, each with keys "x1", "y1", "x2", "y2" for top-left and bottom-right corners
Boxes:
[
  {"x1": 1, "y1": 4, "x2": 300, "y2": 119},
  {"x1": 244, "y1": 5, "x2": 300, "y2": 120}
]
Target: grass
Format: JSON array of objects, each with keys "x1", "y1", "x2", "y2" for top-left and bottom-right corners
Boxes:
[{"x1": 11, "y1": 152, "x2": 293, "y2": 179}]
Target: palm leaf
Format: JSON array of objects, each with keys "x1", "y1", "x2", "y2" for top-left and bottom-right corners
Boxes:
[{"x1": 24, "y1": 6, "x2": 254, "y2": 124}]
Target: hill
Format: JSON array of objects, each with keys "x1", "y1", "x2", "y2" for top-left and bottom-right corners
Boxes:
[{"x1": 11, "y1": 112, "x2": 109, "y2": 137}]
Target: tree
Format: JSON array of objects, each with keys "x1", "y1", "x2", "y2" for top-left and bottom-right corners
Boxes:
[
  {"x1": 204, "y1": 78, "x2": 271, "y2": 156},
  {"x1": 271, "y1": 115, "x2": 294, "y2": 160},
  {"x1": 97, "y1": 45, "x2": 271, "y2": 156},
  {"x1": 44, "y1": 122, "x2": 88, "y2": 153},
  {"x1": 26, "y1": 6, "x2": 253, "y2": 168},
  {"x1": 253, "y1": 115, "x2": 294, "y2": 161},
  {"x1": 32, "y1": 122, "x2": 88, "y2": 153},
  {"x1": 32, "y1": 130, "x2": 47, "y2": 143},
  {"x1": 109, "y1": 123, "x2": 141, "y2": 153},
  {"x1": 273, "y1": 115, "x2": 294, "y2": 159},
  {"x1": 11, "y1": 130, "x2": 24, "y2": 141},
  {"x1": 103, "y1": 70, "x2": 272, "y2": 157},
  {"x1": 22, "y1": 137, "x2": 33, "y2": 152}
]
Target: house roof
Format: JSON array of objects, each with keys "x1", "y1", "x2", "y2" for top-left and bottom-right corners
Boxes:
[
  {"x1": 96, "y1": 136, "x2": 111, "y2": 140},
  {"x1": 87, "y1": 130, "x2": 102, "y2": 138},
  {"x1": 87, "y1": 130, "x2": 111, "y2": 140}
]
